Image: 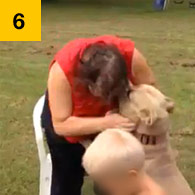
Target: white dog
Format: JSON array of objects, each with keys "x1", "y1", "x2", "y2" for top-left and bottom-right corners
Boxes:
[{"x1": 119, "y1": 84, "x2": 194, "y2": 195}]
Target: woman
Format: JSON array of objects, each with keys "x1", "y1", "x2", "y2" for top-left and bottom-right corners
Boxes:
[{"x1": 41, "y1": 35, "x2": 155, "y2": 195}]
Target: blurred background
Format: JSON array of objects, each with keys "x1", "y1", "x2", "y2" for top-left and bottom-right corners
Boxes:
[{"x1": 0, "y1": 0, "x2": 194, "y2": 194}]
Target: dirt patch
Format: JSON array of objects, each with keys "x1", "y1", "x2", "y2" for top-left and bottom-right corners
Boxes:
[
  {"x1": 44, "y1": 45, "x2": 60, "y2": 56},
  {"x1": 170, "y1": 59, "x2": 195, "y2": 68},
  {"x1": 28, "y1": 44, "x2": 60, "y2": 56},
  {"x1": 9, "y1": 97, "x2": 29, "y2": 109},
  {"x1": 172, "y1": 127, "x2": 194, "y2": 136}
]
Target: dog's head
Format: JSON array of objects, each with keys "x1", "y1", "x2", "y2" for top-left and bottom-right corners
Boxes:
[{"x1": 119, "y1": 84, "x2": 174, "y2": 127}]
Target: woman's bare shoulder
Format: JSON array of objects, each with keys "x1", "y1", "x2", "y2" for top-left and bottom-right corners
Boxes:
[
  {"x1": 48, "y1": 61, "x2": 70, "y2": 87},
  {"x1": 49, "y1": 62, "x2": 64, "y2": 78}
]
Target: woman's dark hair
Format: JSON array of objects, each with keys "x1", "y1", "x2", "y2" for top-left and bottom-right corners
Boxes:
[{"x1": 77, "y1": 43, "x2": 130, "y2": 102}]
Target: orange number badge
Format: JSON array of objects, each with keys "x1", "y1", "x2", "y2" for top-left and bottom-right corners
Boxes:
[{"x1": 0, "y1": 0, "x2": 41, "y2": 41}]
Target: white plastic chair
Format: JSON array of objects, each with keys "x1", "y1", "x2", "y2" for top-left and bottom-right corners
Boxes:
[{"x1": 33, "y1": 95, "x2": 52, "y2": 195}]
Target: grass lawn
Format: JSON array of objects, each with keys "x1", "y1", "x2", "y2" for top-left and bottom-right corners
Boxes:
[{"x1": 0, "y1": 1, "x2": 195, "y2": 194}]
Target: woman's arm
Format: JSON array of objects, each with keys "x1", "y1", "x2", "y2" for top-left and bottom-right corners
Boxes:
[
  {"x1": 131, "y1": 48, "x2": 156, "y2": 86},
  {"x1": 48, "y1": 62, "x2": 133, "y2": 137}
]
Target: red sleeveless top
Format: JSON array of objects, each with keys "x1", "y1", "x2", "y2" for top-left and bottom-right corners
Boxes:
[{"x1": 49, "y1": 35, "x2": 135, "y2": 143}]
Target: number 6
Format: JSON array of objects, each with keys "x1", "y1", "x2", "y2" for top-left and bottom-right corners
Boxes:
[{"x1": 13, "y1": 13, "x2": 25, "y2": 30}]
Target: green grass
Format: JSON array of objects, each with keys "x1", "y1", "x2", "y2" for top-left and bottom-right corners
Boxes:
[{"x1": 0, "y1": 1, "x2": 195, "y2": 194}]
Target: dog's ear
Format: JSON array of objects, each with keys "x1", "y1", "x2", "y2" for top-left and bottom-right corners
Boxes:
[
  {"x1": 165, "y1": 97, "x2": 175, "y2": 113},
  {"x1": 138, "y1": 108, "x2": 156, "y2": 126}
]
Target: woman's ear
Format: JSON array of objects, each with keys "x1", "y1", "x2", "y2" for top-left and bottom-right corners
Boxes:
[
  {"x1": 165, "y1": 97, "x2": 175, "y2": 113},
  {"x1": 128, "y1": 81, "x2": 137, "y2": 93},
  {"x1": 128, "y1": 81, "x2": 134, "y2": 89}
]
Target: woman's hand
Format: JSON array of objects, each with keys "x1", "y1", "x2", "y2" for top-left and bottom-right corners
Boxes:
[{"x1": 104, "y1": 113, "x2": 136, "y2": 132}]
